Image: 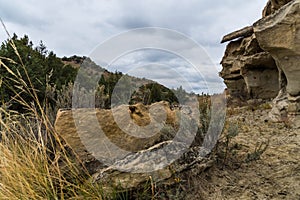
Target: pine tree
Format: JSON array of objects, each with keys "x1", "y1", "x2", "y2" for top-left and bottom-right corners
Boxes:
[{"x1": 0, "y1": 34, "x2": 77, "y2": 111}]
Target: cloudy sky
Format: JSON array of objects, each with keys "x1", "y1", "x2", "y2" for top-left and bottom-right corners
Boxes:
[{"x1": 0, "y1": 0, "x2": 267, "y2": 94}]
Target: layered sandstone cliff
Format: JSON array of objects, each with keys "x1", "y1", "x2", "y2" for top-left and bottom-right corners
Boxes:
[
  {"x1": 221, "y1": 0, "x2": 300, "y2": 127},
  {"x1": 220, "y1": 35, "x2": 279, "y2": 100}
]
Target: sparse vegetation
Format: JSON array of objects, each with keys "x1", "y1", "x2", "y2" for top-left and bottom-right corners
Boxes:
[
  {"x1": 245, "y1": 140, "x2": 269, "y2": 163},
  {"x1": 221, "y1": 122, "x2": 240, "y2": 166}
]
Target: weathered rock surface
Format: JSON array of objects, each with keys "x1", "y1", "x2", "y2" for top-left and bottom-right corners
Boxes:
[
  {"x1": 220, "y1": 34, "x2": 279, "y2": 101},
  {"x1": 254, "y1": 0, "x2": 300, "y2": 127},
  {"x1": 263, "y1": 0, "x2": 294, "y2": 17},
  {"x1": 55, "y1": 101, "x2": 181, "y2": 173},
  {"x1": 92, "y1": 142, "x2": 213, "y2": 191},
  {"x1": 221, "y1": 0, "x2": 300, "y2": 127},
  {"x1": 54, "y1": 101, "x2": 213, "y2": 190}
]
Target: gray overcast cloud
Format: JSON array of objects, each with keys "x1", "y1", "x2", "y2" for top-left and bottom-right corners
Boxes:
[{"x1": 0, "y1": 0, "x2": 267, "y2": 94}]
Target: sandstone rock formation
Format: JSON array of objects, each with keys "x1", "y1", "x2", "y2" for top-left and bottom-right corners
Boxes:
[
  {"x1": 221, "y1": 0, "x2": 299, "y2": 127},
  {"x1": 55, "y1": 101, "x2": 180, "y2": 172},
  {"x1": 92, "y1": 142, "x2": 213, "y2": 192},
  {"x1": 254, "y1": 0, "x2": 300, "y2": 127},
  {"x1": 54, "y1": 101, "x2": 213, "y2": 190},
  {"x1": 220, "y1": 34, "x2": 279, "y2": 101},
  {"x1": 263, "y1": 0, "x2": 294, "y2": 17}
]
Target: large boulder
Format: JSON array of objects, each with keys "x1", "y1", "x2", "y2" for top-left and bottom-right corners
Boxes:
[
  {"x1": 54, "y1": 101, "x2": 181, "y2": 173},
  {"x1": 254, "y1": 0, "x2": 300, "y2": 127},
  {"x1": 54, "y1": 100, "x2": 215, "y2": 191}
]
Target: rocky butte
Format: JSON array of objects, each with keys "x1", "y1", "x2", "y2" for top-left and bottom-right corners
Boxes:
[{"x1": 220, "y1": 0, "x2": 300, "y2": 128}]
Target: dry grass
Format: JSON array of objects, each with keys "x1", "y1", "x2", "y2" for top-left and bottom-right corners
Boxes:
[
  {"x1": 0, "y1": 29, "x2": 105, "y2": 199},
  {"x1": 0, "y1": 108, "x2": 107, "y2": 199}
]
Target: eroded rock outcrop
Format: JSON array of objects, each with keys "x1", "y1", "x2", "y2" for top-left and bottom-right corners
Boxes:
[
  {"x1": 220, "y1": 34, "x2": 279, "y2": 101},
  {"x1": 54, "y1": 101, "x2": 213, "y2": 190},
  {"x1": 55, "y1": 101, "x2": 180, "y2": 172},
  {"x1": 263, "y1": 0, "x2": 294, "y2": 17},
  {"x1": 221, "y1": 0, "x2": 299, "y2": 127},
  {"x1": 92, "y1": 142, "x2": 213, "y2": 192},
  {"x1": 254, "y1": 0, "x2": 300, "y2": 127}
]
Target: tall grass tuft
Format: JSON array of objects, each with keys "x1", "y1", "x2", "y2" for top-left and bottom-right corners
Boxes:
[{"x1": 0, "y1": 107, "x2": 107, "y2": 199}]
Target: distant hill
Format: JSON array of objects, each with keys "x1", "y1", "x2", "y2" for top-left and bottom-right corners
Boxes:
[
  {"x1": 61, "y1": 55, "x2": 188, "y2": 108},
  {"x1": 0, "y1": 33, "x2": 192, "y2": 112}
]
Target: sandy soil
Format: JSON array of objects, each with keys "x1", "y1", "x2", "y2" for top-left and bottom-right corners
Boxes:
[{"x1": 183, "y1": 105, "x2": 299, "y2": 200}]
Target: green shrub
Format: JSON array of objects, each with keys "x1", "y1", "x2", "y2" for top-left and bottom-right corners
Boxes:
[{"x1": 0, "y1": 34, "x2": 77, "y2": 111}]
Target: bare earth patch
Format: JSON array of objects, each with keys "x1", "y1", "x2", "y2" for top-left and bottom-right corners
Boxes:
[
  {"x1": 191, "y1": 106, "x2": 300, "y2": 200},
  {"x1": 159, "y1": 105, "x2": 299, "y2": 200}
]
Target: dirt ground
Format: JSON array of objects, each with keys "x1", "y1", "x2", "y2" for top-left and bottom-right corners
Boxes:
[{"x1": 182, "y1": 105, "x2": 300, "y2": 200}]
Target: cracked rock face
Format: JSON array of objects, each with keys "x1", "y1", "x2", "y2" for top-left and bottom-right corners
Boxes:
[
  {"x1": 254, "y1": 0, "x2": 300, "y2": 127},
  {"x1": 54, "y1": 101, "x2": 181, "y2": 174},
  {"x1": 220, "y1": 35, "x2": 279, "y2": 101},
  {"x1": 220, "y1": 0, "x2": 299, "y2": 127},
  {"x1": 54, "y1": 101, "x2": 214, "y2": 190}
]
